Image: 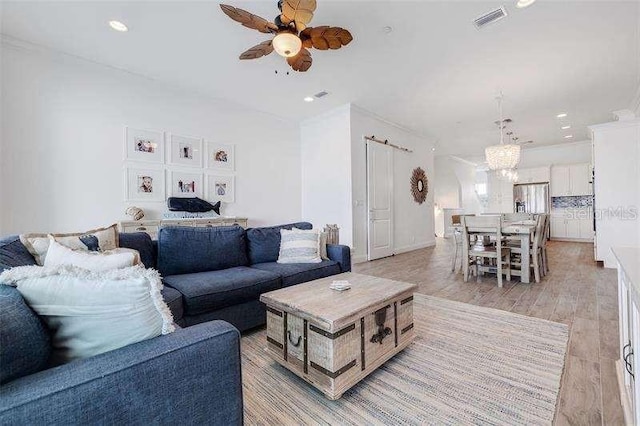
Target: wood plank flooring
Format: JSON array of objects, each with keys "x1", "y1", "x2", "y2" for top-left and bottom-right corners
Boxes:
[{"x1": 353, "y1": 239, "x2": 623, "y2": 426}]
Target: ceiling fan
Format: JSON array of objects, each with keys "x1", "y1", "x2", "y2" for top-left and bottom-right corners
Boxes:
[{"x1": 220, "y1": 0, "x2": 353, "y2": 72}]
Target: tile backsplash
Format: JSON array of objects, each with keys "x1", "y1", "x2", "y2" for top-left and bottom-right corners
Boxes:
[{"x1": 552, "y1": 195, "x2": 593, "y2": 209}]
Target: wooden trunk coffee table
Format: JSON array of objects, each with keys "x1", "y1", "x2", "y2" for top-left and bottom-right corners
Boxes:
[{"x1": 260, "y1": 272, "x2": 417, "y2": 400}]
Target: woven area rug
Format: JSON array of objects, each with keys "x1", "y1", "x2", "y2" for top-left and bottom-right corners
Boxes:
[{"x1": 242, "y1": 293, "x2": 569, "y2": 425}]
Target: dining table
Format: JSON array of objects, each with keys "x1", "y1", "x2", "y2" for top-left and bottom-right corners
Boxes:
[{"x1": 450, "y1": 220, "x2": 537, "y2": 284}]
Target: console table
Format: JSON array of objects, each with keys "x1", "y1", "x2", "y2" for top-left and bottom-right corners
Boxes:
[{"x1": 119, "y1": 217, "x2": 249, "y2": 240}]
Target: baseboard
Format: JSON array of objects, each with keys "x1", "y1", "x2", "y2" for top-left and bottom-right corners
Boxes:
[
  {"x1": 549, "y1": 238, "x2": 594, "y2": 243},
  {"x1": 352, "y1": 254, "x2": 368, "y2": 264},
  {"x1": 351, "y1": 240, "x2": 435, "y2": 264},
  {"x1": 616, "y1": 359, "x2": 634, "y2": 425}
]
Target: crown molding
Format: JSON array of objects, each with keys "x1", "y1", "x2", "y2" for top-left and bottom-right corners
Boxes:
[
  {"x1": 0, "y1": 34, "x2": 296, "y2": 125},
  {"x1": 349, "y1": 104, "x2": 434, "y2": 144}
]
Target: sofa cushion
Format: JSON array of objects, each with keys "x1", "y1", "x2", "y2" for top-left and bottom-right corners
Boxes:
[
  {"x1": 251, "y1": 260, "x2": 341, "y2": 287},
  {"x1": 157, "y1": 226, "x2": 248, "y2": 276},
  {"x1": 0, "y1": 285, "x2": 51, "y2": 384},
  {"x1": 163, "y1": 267, "x2": 282, "y2": 315},
  {"x1": 119, "y1": 232, "x2": 156, "y2": 269},
  {"x1": 0, "y1": 236, "x2": 37, "y2": 274},
  {"x1": 246, "y1": 222, "x2": 312, "y2": 265},
  {"x1": 161, "y1": 285, "x2": 184, "y2": 322}
]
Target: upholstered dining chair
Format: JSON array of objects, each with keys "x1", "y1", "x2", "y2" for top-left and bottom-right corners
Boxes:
[{"x1": 461, "y1": 215, "x2": 511, "y2": 288}]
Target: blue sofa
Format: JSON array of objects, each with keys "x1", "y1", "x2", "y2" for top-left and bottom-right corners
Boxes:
[
  {"x1": 0, "y1": 221, "x2": 350, "y2": 424},
  {"x1": 154, "y1": 222, "x2": 351, "y2": 330}
]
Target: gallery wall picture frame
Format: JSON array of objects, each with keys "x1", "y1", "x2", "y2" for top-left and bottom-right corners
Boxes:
[
  {"x1": 206, "y1": 142, "x2": 235, "y2": 172},
  {"x1": 168, "y1": 134, "x2": 203, "y2": 168},
  {"x1": 206, "y1": 174, "x2": 235, "y2": 203},
  {"x1": 125, "y1": 166, "x2": 166, "y2": 202},
  {"x1": 168, "y1": 170, "x2": 204, "y2": 198},
  {"x1": 124, "y1": 127, "x2": 165, "y2": 164}
]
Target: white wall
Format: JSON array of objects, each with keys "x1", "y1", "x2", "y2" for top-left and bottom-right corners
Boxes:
[
  {"x1": 1, "y1": 41, "x2": 302, "y2": 234},
  {"x1": 300, "y1": 105, "x2": 353, "y2": 244},
  {"x1": 434, "y1": 156, "x2": 461, "y2": 210},
  {"x1": 350, "y1": 105, "x2": 435, "y2": 262}
]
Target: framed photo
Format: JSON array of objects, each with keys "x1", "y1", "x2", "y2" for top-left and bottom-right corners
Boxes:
[
  {"x1": 207, "y1": 175, "x2": 235, "y2": 203},
  {"x1": 168, "y1": 170, "x2": 203, "y2": 198},
  {"x1": 125, "y1": 167, "x2": 165, "y2": 202},
  {"x1": 206, "y1": 142, "x2": 235, "y2": 171},
  {"x1": 124, "y1": 127, "x2": 165, "y2": 164},
  {"x1": 168, "y1": 134, "x2": 203, "y2": 168}
]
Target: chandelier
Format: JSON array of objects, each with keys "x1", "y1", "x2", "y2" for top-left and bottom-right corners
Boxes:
[{"x1": 485, "y1": 94, "x2": 521, "y2": 175}]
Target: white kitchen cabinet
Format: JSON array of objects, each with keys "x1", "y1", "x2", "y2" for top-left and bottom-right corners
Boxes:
[
  {"x1": 550, "y1": 216, "x2": 567, "y2": 239},
  {"x1": 550, "y1": 166, "x2": 571, "y2": 197},
  {"x1": 550, "y1": 209, "x2": 593, "y2": 241},
  {"x1": 517, "y1": 166, "x2": 550, "y2": 184},
  {"x1": 486, "y1": 173, "x2": 514, "y2": 213},
  {"x1": 566, "y1": 219, "x2": 580, "y2": 239},
  {"x1": 613, "y1": 248, "x2": 640, "y2": 425},
  {"x1": 550, "y1": 163, "x2": 592, "y2": 197},
  {"x1": 578, "y1": 217, "x2": 593, "y2": 240},
  {"x1": 569, "y1": 163, "x2": 592, "y2": 196}
]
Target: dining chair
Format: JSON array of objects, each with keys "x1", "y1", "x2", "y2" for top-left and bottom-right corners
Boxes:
[
  {"x1": 461, "y1": 215, "x2": 511, "y2": 287},
  {"x1": 450, "y1": 214, "x2": 475, "y2": 273},
  {"x1": 506, "y1": 214, "x2": 546, "y2": 283},
  {"x1": 540, "y1": 214, "x2": 550, "y2": 274}
]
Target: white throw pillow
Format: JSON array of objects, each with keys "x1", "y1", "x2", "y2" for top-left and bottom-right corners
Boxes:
[
  {"x1": 44, "y1": 238, "x2": 136, "y2": 272},
  {"x1": 293, "y1": 227, "x2": 329, "y2": 260},
  {"x1": 20, "y1": 224, "x2": 119, "y2": 265},
  {"x1": 0, "y1": 265, "x2": 175, "y2": 364},
  {"x1": 277, "y1": 229, "x2": 322, "y2": 264}
]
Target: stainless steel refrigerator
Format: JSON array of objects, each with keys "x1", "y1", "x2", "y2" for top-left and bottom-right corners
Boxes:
[{"x1": 513, "y1": 183, "x2": 550, "y2": 214}]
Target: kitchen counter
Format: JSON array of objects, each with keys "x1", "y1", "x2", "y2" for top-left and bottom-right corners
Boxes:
[{"x1": 612, "y1": 247, "x2": 640, "y2": 303}]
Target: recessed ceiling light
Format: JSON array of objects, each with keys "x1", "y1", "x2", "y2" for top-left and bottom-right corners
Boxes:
[
  {"x1": 109, "y1": 20, "x2": 128, "y2": 32},
  {"x1": 516, "y1": 0, "x2": 536, "y2": 8},
  {"x1": 556, "y1": 113, "x2": 568, "y2": 118},
  {"x1": 303, "y1": 96, "x2": 314, "y2": 103},
  {"x1": 561, "y1": 125, "x2": 571, "y2": 130},
  {"x1": 564, "y1": 135, "x2": 573, "y2": 139}
]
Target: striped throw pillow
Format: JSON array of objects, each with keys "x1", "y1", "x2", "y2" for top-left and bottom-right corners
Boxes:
[{"x1": 277, "y1": 229, "x2": 322, "y2": 264}]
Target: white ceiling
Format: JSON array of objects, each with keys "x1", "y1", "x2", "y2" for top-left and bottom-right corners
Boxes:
[{"x1": 2, "y1": 1, "x2": 639, "y2": 156}]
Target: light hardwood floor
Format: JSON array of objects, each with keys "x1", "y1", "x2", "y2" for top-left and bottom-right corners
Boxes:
[{"x1": 353, "y1": 239, "x2": 623, "y2": 426}]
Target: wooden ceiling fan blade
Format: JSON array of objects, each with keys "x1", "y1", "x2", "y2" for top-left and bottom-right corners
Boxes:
[
  {"x1": 301, "y1": 26, "x2": 353, "y2": 51},
  {"x1": 287, "y1": 48, "x2": 312, "y2": 72},
  {"x1": 220, "y1": 4, "x2": 278, "y2": 34},
  {"x1": 280, "y1": 0, "x2": 317, "y2": 32},
  {"x1": 239, "y1": 40, "x2": 274, "y2": 60}
]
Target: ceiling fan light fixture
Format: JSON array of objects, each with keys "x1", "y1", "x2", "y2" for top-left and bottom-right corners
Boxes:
[
  {"x1": 272, "y1": 32, "x2": 302, "y2": 58},
  {"x1": 516, "y1": 0, "x2": 536, "y2": 8}
]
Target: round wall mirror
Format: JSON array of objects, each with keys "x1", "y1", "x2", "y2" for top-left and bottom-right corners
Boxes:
[{"x1": 410, "y1": 167, "x2": 428, "y2": 204}]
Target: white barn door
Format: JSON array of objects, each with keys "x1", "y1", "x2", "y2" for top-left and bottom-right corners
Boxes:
[{"x1": 367, "y1": 141, "x2": 394, "y2": 260}]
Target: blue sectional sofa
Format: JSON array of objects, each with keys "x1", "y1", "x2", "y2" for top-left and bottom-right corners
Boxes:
[
  {"x1": 0, "y1": 222, "x2": 350, "y2": 424},
  {"x1": 154, "y1": 222, "x2": 351, "y2": 330}
]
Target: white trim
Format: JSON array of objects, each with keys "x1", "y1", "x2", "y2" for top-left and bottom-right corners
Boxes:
[
  {"x1": 350, "y1": 104, "x2": 435, "y2": 145},
  {"x1": 588, "y1": 119, "x2": 640, "y2": 131},
  {"x1": 352, "y1": 254, "x2": 368, "y2": 264},
  {"x1": 1, "y1": 35, "x2": 296, "y2": 126}
]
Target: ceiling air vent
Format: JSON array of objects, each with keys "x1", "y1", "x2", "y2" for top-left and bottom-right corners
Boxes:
[
  {"x1": 314, "y1": 91, "x2": 329, "y2": 99},
  {"x1": 473, "y1": 6, "x2": 508, "y2": 29}
]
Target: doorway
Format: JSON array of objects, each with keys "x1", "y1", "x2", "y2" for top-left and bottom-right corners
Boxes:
[{"x1": 366, "y1": 141, "x2": 394, "y2": 260}]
